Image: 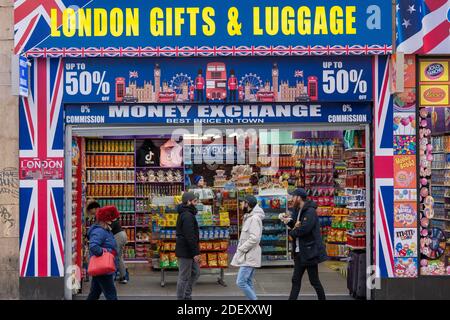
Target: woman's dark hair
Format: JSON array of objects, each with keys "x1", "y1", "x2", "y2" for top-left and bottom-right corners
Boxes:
[{"x1": 87, "y1": 201, "x2": 100, "y2": 211}]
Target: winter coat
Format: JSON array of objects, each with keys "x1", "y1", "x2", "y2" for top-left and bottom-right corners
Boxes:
[
  {"x1": 231, "y1": 204, "x2": 265, "y2": 268},
  {"x1": 175, "y1": 204, "x2": 200, "y2": 258},
  {"x1": 287, "y1": 200, "x2": 328, "y2": 266},
  {"x1": 87, "y1": 224, "x2": 118, "y2": 275}
]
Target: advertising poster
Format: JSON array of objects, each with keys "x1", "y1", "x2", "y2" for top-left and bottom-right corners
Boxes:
[
  {"x1": 419, "y1": 60, "x2": 449, "y2": 82},
  {"x1": 393, "y1": 113, "x2": 415, "y2": 135},
  {"x1": 429, "y1": 107, "x2": 449, "y2": 134},
  {"x1": 63, "y1": 56, "x2": 373, "y2": 104},
  {"x1": 391, "y1": 54, "x2": 416, "y2": 91},
  {"x1": 394, "y1": 228, "x2": 418, "y2": 258},
  {"x1": 393, "y1": 189, "x2": 417, "y2": 202},
  {"x1": 394, "y1": 201, "x2": 417, "y2": 228},
  {"x1": 404, "y1": 55, "x2": 416, "y2": 88},
  {"x1": 393, "y1": 136, "x2": 416, "y2": 155},
  {"x1": 393, "y1": 89, "x2": 416, "y2": 113},
  {"x1": 394, "y1": 156, "x2": 417, "y2": 189},
  {"x1": 419, "y1": 84, "x2": 449, "y2": 106},
  {"x1": 394, "y1": 257, "x2": 418, "y2": 278}
]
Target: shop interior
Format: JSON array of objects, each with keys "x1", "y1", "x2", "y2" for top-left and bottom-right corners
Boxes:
[
  {"x1": 419, "y1": 106, "x2": 450, "y2": 276},
  {"x1": 69, "y1": 126, "x2": 370, "y2": 295}
]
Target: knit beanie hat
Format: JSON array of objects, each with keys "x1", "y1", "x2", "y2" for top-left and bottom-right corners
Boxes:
[{"x1": 96, "y1": 206, "x2": 120, "y2": 222}]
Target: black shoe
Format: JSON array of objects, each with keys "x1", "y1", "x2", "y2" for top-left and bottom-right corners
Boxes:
[{"x1": 119, "y1": 278, "x2": 128, "y2": 284}]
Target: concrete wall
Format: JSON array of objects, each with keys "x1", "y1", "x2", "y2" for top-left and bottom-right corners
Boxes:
[{"x1": 0, "y1": 0, "x2": 19, "y2": 299}]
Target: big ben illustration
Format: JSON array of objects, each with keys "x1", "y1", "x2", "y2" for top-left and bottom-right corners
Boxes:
[
  {"x1": 154, "y1": 64, "x2": 161, "y2": 101},
  {"x1": 272, "y1": 63, "x2": 279, "y2": 101}
]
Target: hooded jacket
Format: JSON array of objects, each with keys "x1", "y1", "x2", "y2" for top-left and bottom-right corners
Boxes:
[
  {"x1": 231, "y1": 204, "x2": 265, "y2": 268},
  {"x1": 288, "y1": 200, "x2": 328, "y2": 266},
  {"x1": 175, "y1": 204, "x2": 200, "y2": 258},
  {"x1": 87, "y1": 224, "x2": 118, "y2": 275}
]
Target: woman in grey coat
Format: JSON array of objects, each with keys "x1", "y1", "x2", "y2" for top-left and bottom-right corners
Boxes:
[{"x1": 231, "y1": 195, "x2": 264, "y2": 300}]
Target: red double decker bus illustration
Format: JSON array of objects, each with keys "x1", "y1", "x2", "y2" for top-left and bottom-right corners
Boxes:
[
  {"x1": 206, "y1": 62, "x2": 227, "y2": 101},
  {"x1": 158, "y1": 91, "x2": 176, "y2": 102},
  {"x1": 256, "y1": 91, "x2": 275, "y2": 102}
]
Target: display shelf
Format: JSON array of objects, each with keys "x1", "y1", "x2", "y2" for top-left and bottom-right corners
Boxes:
[
  {"x1": 344, "y1": 148, "x2": 366, "y2": 152},
  {"x1": 431, "y1": 217, "x2": 450, "y2": 222},
  {"x1": 347, "y1": 245, "x2": 366, "y2": 250},
  {"x1": 86, "y1": 167, "x2": 134, "y2": 169},
  {"x1": 86, "y1": 152, "x2": 135, "y2": 155},
  {"x1": 348, "y1": 219, "x2": 366, "y2": 224},
  {"x1": 346, "y1": 231, "x2": 366, "y2": 237},
  {"x1": 87, "y1": 182, "x2": 134, "y2": 184},
  {"x1": 88, "y1": 196, "x2": 135, "y2": 198},
  {"x1": 136, "y1": 181, "x2": 184, "y2": 184},
  {"x1": 136, "y1": 166, "x2": 184, "y2": 169}
]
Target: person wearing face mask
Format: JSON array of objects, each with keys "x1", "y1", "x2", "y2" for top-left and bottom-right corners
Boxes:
[
  {"x1": 86, "y1": 205, "x2": 120, "y2": 300},
  {"x1": 175, "y1": 192, "x2": 201, "y2": 300},
  {"x1": 279, "y1": 188, "x2": 327, "y2": 300},
  {"x1": 231, "y1": 195, "x2": 264, "y2": 300}
]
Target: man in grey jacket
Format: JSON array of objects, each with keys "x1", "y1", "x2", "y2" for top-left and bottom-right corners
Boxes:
[{"x1": 231, "y1": 195, "x2": 265, "y2": 300}]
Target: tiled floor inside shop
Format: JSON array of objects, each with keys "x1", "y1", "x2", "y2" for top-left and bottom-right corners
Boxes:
[{"x1": 76, "y1": 261, "x2": 352, "y2": 300}]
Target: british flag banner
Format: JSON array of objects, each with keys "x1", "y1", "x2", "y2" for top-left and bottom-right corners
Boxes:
[
  {"x1": 396, "y1": 0, "x2": 450, "y2": 54},
  {"x1": 19, "y1": 58, "x2": 65, "y2": 277},
  {"x1": 373, "y1": 56, "x2": 396, "y2": 278}
]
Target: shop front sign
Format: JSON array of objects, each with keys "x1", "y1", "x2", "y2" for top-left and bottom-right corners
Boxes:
[
  {"x1": 65, "y1": 102, "x2": 372, "y2": 125},
  {"x1": 15, "y1": 0, "x2": 392, "y2": 56}
]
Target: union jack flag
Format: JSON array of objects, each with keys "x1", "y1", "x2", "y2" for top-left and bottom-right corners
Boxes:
[
  {"x1": 373, "y1": 56, "x2": 396, "y2": 278},
  {"x1": 396, "y1": 0, "x2": 450, "y2": 54},
  {"x1": 129, "y1": 71, "x2": 139, "y2": 78},
  {"x1": 19, "y1": 58, "x2": 65, "y2": 277},
  {"x1": 294, "y1": 70, "x2": 304, "y2": 78}
]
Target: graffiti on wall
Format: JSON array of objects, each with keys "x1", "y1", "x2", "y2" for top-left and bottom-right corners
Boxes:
[{"x1": 0, "y1": 168, "x2": 19, "y2": 199}]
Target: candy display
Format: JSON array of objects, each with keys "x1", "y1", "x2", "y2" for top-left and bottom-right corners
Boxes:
[
  {"x1": 87, "y1": 169, "x2": 134, "y2": 183},
  {"x1": 86, "y1": 154, "x2": 134, "y2": 168},
  {"x1": 83, "y1": 137, "x2": 184, "y2": 264},
  {"x1": 344, "y1": 145, "x2": 367, "y2": 254},
  {"x1": 86, "y1": 139, "x2": 134, "y2": 153},
  {"x1": 79, "y1": 130, "x2": 373, "y2": 283},
  {"x1": 87, "y1": 183, "x2": 135, "y2": 197},
  {"x1": 258, "y1": 194, "x2": 289, "y2": 264},
  {"x1": 394, "y1": 136, "x2": 417, "y2": 155},
  {"x1": 419, "y1": 103, "x2": 450, "y2": 276}
]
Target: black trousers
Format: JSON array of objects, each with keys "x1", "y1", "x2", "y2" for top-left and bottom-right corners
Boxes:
[
  {"x1": 229, "y1": 90, "x2": 237, "y2": 102},
  {"x1": 196, "y1": 89, "x2": 204, "y2": 101},
  {"x1": 86, "y1": 274, "x2": 118, "y2": 300},
  {"x1": 289, "y1": 254, "x2": 326, "y2": 300}
]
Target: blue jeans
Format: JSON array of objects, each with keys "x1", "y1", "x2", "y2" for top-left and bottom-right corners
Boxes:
[
  {"x1": 236, "y1": 266, "x2": 257, "y2": 300},
  {"x1": 87, "y1": 274, "x2": 118, "y2": 300}
]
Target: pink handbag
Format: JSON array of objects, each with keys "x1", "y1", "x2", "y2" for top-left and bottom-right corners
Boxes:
[{"x1": 88, "y1": 249, "x2": 116, "y2": 276}]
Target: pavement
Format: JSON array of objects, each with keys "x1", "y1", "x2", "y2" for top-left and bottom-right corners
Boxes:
[{"x1": 75, "y1": 262, "x2": 353, "y2": 300}]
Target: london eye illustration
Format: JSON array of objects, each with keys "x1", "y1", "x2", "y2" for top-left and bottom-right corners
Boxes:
[
  {"x1": 239, "y1": 73, "x2": 263, "y2": 94},
  {"x1": 169, "y1": 73, "x2": 193, "y2": 94}
]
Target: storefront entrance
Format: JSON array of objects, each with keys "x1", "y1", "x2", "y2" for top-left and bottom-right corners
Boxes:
[{"x1": 64, "y1": 122, "x2": 372, "y2": 299}]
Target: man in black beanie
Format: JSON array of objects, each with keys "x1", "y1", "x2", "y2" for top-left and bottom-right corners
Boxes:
[
  {"x1": 280, "y1": 188, "x2": 327, "y2": 300},
  {"x1": 175, "y1": 192, "x2": 200, "y2": 300}
]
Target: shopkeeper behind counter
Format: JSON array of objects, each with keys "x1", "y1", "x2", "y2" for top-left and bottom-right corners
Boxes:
[{"x1": 194, "y1": 175, "x2": 205, "y2": 188}]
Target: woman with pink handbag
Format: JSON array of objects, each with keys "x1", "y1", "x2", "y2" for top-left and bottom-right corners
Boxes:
[{"x1": 86, "y1": 206, "x2": 120, "y2": 300}]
